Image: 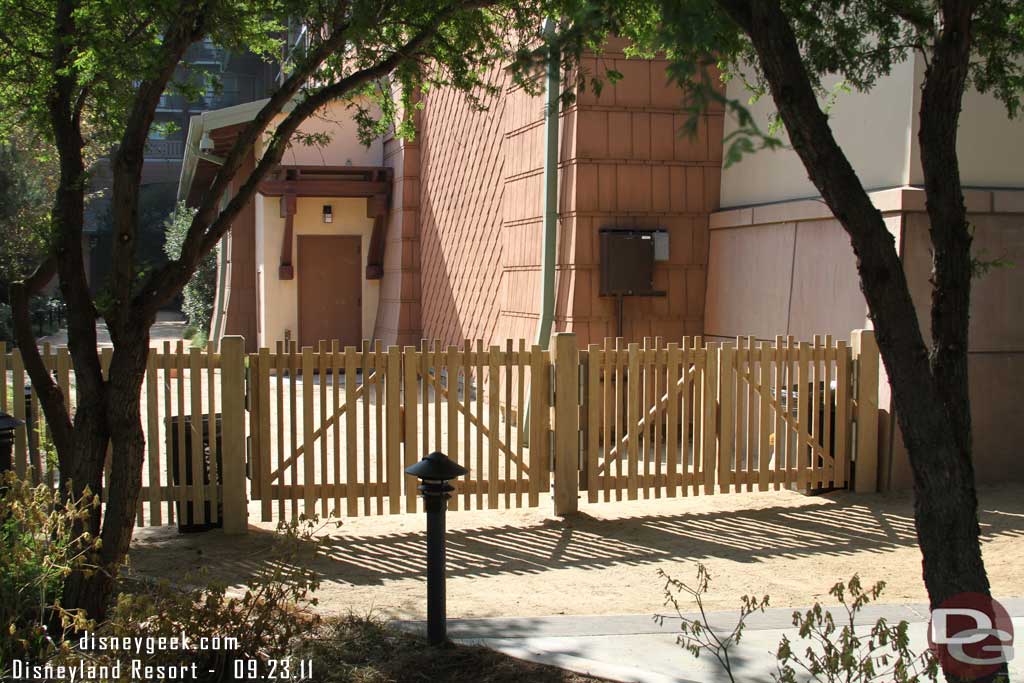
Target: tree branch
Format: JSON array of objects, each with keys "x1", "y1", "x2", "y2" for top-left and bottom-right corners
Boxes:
[
  {"x1": 48, "y1": 0, "x2": 105, "y2": 403},
  {"x1": 138, "y1": 0, "x2": 491, "y2": 314},
  {"x1": 714, "y1": 0, "x2": 947, "y2": 450},
  {"x1": 108, "y1": 0, "x2": 208, "y2": 334},
  {"x1": 9, "y1": 279, "x2": 74, "y2": 458}
]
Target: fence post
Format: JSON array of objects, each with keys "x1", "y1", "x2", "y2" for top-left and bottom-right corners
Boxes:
[
  {"x1": 851, "y1": 329, "x2": 879, "y2": 493},
  {"x1": 220, "y1": 336, "x2": 249, "y2": 533},
  {"x1": 552, "y1": 333, "x2": 579, "y2": 515}
]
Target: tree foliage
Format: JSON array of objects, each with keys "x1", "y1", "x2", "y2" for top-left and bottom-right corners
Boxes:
[
  {"x1": 163, "y1": 202, "x2": 215, "y2": 336},
  {"x1": 0, "y1": 0, "x2": 604, "y2": 624}
]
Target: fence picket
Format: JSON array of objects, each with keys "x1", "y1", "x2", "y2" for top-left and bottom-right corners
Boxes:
[
  {"x1": 259, "y1": 348, "x2": 273, "y2": 521},
  {"x1": 344, "y1": 346, "x2": 359, "y2": 516},
  {"x1": 447, "y1": 346, "x2": 461, "y2": 511},
  {"x1": 146, "y1": 351, "x2": 161, "y2": 525},
  {"x1": 387, "y1": 345, "x2": 402, "y2": 514},
  {"x1": 718, "y1": 344, "x2": 735, "y2": 493},
  {"x1": 302, "y1": 346, "x2": 316, "y2": 515},
  {"x1": 404, "y1": 346, "x2": 420, "y2": 513}
]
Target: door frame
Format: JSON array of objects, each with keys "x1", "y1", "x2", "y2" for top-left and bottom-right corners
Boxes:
[{"x1": 296, "y1": 234, "x2": 363, "y2": 348}]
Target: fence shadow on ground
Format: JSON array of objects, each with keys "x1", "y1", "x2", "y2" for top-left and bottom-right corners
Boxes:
[{"x1": 128, "y1": 488, "x2": 1024, "y2": 589}]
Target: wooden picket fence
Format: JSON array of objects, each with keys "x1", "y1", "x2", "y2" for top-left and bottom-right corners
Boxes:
[
  {"x1": 0, "y1": 339, "x2": 247, "y2": 532},
  {"x1": 0, "y1": 330, "x2": 880, "y2": 531}
]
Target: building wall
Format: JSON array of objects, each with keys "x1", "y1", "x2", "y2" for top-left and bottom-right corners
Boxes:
[
  {"x1": 372, "y1": 125, "x2": 422, "y2": 346},
  {"x1": 418, "y1": 43, "x2": 723, "y2": 348},
  {"x1": 565, "y1": 45, "x2": 722, "y2": 344},
  {"x1": 264, "y1": 103, "x2": 384, "y2": 167},
  {"x1": 891, "y1": 199, "x2": 1024, "y2": 489},
  {"x1": 705, "y1": 188, "x2": 1024, "y2": 489},
  {"x1": 719, "y1": 60, "x2": 917, "y2": 208},
  {"x1": 254, "y1": 195, "x2": 378, "y2": 348},
  {"x1": 222, "y1": 152, "x2": 258, "y2": 349},
  {"x1": 418, "y1": 68, "x2": 509, "y2": 347},
  {"x1": 721, "y1": 53, "x2": 1024, "y2": 208}
]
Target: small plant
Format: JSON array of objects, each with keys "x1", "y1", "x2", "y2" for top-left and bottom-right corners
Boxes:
[
  {"x1": 656, "y1": 565, "x2": 940, "y2": 683},
  {"x1": 655, "y1": 565, "x2": 769, "y2": 679},
  {"x1": 774, "y1": 576, "x2": 939, "y2": 683},
  {"x1": 0, "y1": 473, "x2": 99, "y2": 675}
]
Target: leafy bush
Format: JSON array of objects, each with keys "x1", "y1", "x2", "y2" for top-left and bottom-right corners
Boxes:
[
  {"x1": 0, "y1": 473, "x2": 99, "y2": 675},
  {"x1": 656, "y1": 565, "x2": 940, "y2": 683},
  {"x1": 163, "y1": 202, "x2": 217, "y2": 337}
]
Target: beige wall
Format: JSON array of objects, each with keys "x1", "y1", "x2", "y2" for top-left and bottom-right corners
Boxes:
[
  {"x1": 907, "y1": 54, "x2": 1024, "y2": 188},
  {"x1": 720, "y1": 60, "x2": 917, "y2": 208},
  {"x1": 706, "y1": 188, "x2": 1024, "y2": 489},
  {"x1": 254, "y1": 194, "x2": 378, "y2": 348},
  {"x1": 260, "y1": 101, "x2": 384, "y2": 167},
  {"x1": 721, "y1": 53, "x2": 1024, "y2": 208}
]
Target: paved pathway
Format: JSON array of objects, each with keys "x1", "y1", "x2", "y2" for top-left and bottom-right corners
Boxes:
[
  {"x1": 400, "y1": 599, "x2": 1024, "y2": 682},
  {"x1": 39, "y1": 309, "x2": 187, "y2": 348}
]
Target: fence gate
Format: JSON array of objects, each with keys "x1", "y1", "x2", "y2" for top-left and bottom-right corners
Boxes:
[
  {"x1": 247, "y1": 339, "x2": 553, "y2": 522},
  {"x1": 579, "y1": 331, "x2": 878, "y2": 505}
]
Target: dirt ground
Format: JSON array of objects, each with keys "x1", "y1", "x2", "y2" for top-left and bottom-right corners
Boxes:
[{"x1": 127, "y1": 483, "x2": 1024, "y2": 620}]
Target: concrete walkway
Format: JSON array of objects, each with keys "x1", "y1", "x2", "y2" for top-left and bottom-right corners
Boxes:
[
  {"x1": 400, "y1": 599, "x2": 1024, "y2": 682},
  {"x1": 39, "y1": 309, "x2": 187, "y2": 348}
]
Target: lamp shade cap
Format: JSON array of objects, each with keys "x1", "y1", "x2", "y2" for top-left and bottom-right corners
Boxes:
[
  {"x1": 404, "y1": 451, "x2": 468, "y2": 481},
  {"x1": 0, "y1": 412, "x2": 24, "y2": 431}
]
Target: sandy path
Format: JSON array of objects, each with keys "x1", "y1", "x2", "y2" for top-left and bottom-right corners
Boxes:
[{"x1": 128, "y1": 483, "x2": 1024, "y2": 620}]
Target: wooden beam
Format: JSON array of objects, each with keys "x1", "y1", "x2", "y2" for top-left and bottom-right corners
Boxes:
[{"x1": 278, "y1": 194, "x2": 296, "y2": 280}]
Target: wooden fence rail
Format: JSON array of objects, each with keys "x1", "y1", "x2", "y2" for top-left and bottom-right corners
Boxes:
[{"x1": 0, "y1": 330, "x2": 880, "y2": 530}]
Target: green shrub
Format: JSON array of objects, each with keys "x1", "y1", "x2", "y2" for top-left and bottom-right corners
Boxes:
[
  {"x1": 163, "y1": 202, "x2": 217, "y2": 337},
  {"x1": 0, "y1": 473, "x2": 99, "y2": 675}
]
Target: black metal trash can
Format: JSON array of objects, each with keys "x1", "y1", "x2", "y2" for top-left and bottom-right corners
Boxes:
[
  {"x1": 0, "y1": 412, "x2": 24, "y2": 477},
  {"x1": 167, "y1": 413, "x2": 223, "y2": 533},
  {"x1": 777, "y1": 382, "x2": 837, "y2": 487}
]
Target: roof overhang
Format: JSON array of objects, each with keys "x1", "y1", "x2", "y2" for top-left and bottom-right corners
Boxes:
[{"x1": 177, "y1": 98, "x2": 299, "y2": 205}]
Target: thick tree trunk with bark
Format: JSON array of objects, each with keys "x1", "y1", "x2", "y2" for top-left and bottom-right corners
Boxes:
[{"x1": 713, "y1": 1, "x2": 1000, "y2": 680}]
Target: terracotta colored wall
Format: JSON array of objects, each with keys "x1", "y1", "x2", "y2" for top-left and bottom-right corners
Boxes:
[
  {"x1": 419, "y1": 44, "x2": 723, "y2": 348},
  {"x1": 418, "y1": 69, "x2": 509, "y2": 347},
  {"x1": 567, "y1": 46, "x2": 723, "y2": 345},
  {"x1": 223, "y1": 152, "x2": 258, "y2": 350},
  {"x1": 373, "y1": 124, "x2": 422, "y2": 346}
]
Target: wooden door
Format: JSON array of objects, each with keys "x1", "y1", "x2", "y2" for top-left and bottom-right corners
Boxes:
[{"x1": 298, "y1": 235, "x2": 362, "y2": 348}]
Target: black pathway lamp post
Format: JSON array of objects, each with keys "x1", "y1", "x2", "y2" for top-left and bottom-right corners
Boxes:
[{"x1": 404, "y1": 451, "x2": 468, "y2": 646}]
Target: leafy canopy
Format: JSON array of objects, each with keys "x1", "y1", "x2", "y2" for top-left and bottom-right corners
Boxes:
[{"x1": 593, "y1": 0, "x2": 1024, "y2": 163}]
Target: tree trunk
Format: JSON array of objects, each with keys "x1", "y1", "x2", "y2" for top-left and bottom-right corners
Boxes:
[
  {"x1": 713, "y1": 2, "x2": 997, "y2": 679},
  {"x1": 60, "y1": 326, "x2": 151, "y2": 620}
]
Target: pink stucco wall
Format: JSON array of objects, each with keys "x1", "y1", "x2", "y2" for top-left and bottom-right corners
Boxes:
[{"x1": 705, "y1": 188, "x2": 1024, "y2": 489}]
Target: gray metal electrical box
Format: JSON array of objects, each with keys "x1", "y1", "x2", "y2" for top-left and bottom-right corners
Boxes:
[{"x1": 653, "y1": 229, "x2": 669, "y2": 261}]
